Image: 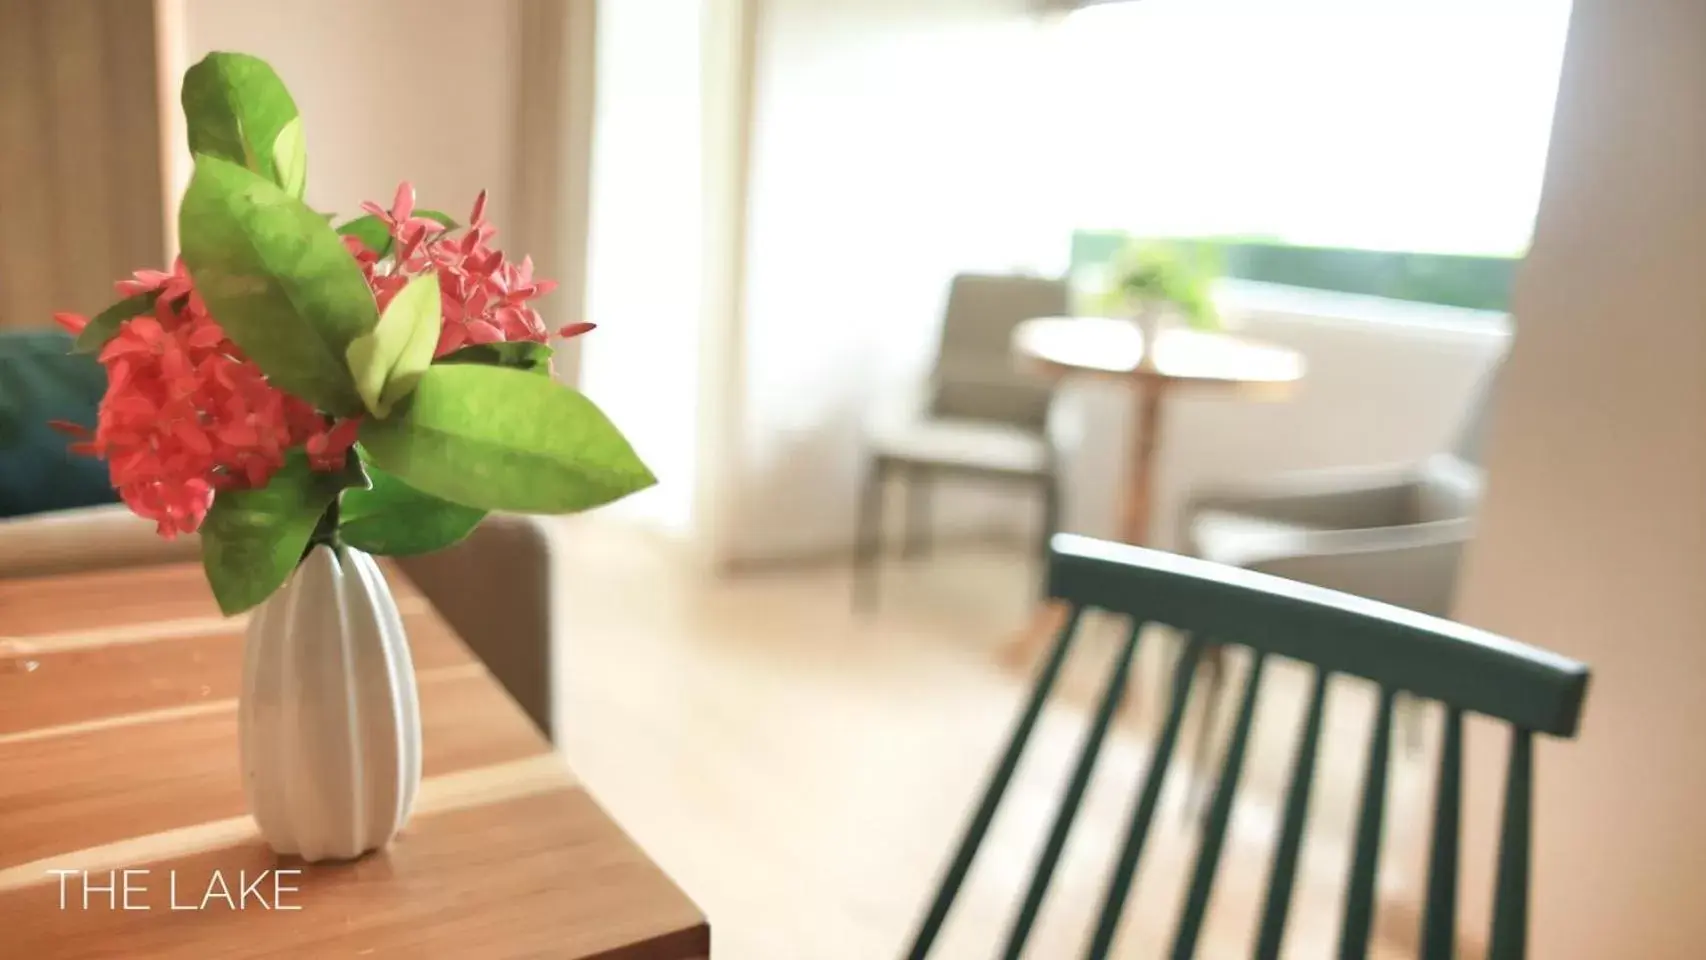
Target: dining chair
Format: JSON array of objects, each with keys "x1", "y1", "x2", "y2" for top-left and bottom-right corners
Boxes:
[
  {"x1": 906, "y1": 533, "x2": 1590, "y2": 960},
  {"x1": 1177, "y1": 361, "x2": 1505, "y2": 790},
  {"x1": 853, "y1": 272, "x2": 1071, "y2": 612},
  {"x1": 1179, "y1": 361, "x2": 1500, "y2": 619},
  {"x1": 395, "y1": 514, "x2": 559, "y2": 740}
]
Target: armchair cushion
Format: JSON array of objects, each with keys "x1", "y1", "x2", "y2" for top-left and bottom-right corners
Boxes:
[
  {"x1": 1183, "y1": 458, "x2": 1485, "y2": 618},
  {"x1": 865, "y1": 379, "x2": 1051, "y2": 475},
  {"x1": 869, "y1": 418, "x2": 1049, "y2": 475},
  {"x1": 1234, "y1": 521, "x2": 1472, "y2": 618},
  {"x1": 1190, "y1": 507, "x2": 1473, "y2": 618},
  {"x1": 1182, "y1": 463, "x2": 1423, "y2": 537},
  {"x1": 0, "y1": 331, "x2": 118, "y2": 518}
]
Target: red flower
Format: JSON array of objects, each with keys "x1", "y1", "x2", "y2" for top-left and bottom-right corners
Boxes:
[
  {"x1": 354, "y1": 182, "x2": 592, "y2": 357},
  {"x1": 59, "y1": 184, "x2": 588, "y2": 540},
  {"x1": 63, "y1": 274, "x2": 357, "y2": 538}
]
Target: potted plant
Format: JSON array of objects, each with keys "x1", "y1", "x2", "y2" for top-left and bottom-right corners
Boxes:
[
  {"x1": 1097, "y1": 239, "x2": 1222, "y2": 353},
  {"x1": 49, "y1": 52, "x2": 654, "y2": 862}
]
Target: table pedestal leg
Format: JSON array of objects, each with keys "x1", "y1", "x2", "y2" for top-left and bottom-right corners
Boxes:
[
  {"x1": 1120, "y1": 379, "x2": 1165, "y2": 547},
  {"x1": 1001, "y1": 379, "x2": 1168, "y2": 673}
]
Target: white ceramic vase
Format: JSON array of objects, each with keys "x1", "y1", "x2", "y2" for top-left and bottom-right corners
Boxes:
[{"x1": 239, "y1": 544, "x2": 422, "y2": 862}]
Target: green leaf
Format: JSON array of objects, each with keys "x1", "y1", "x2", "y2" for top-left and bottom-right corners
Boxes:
[
  {"x1": 335, "y1": 210, "x2": 459, "y2": 257},
  {"x1": 340, "y1": 459, "x2": 486, "y2": 556},
  {"x1": 71, "y1": 292, "x2": 160, "y2": 355},
  {"x1": 181, "y1": 52, "x2": 302, "y2": 192},
  {"x1": 440, "y1": 340, "x2": 553, "y2": 375},
  {"x1": 179, "y1": 156, "x2": 379, "y2": 416},
  {"x1": 360, "y1": 364, "x2": 655, "y2": 513},
  {"x1": 346, "y1": 271, "x2": 442, "y2": 418},
  {"x1": 199, "y1": 452, "x2": 366, "y2": 615},
  {"x1": 273, "y1": 117, "x2": 307, "y2": 199}
]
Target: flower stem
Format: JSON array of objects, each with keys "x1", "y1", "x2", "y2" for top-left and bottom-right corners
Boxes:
[{"x1": 306, "y1": 495, "x2": 341, "y2": 554}]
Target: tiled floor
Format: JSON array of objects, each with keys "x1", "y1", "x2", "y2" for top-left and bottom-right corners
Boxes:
[{"x1": 548, "y1": 520, "x2": 1451, "y2": 959}]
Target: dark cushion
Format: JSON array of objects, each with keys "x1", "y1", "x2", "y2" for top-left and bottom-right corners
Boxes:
[{"x1": 0, "y1": 331, "x2": 118, "y2": 518}]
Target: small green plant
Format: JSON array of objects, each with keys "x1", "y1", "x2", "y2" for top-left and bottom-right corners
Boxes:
[{"x1": 1098, "y1": 239, "x2": 1221, "y2": 331}]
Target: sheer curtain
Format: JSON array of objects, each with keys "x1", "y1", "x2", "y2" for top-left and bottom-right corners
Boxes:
[{"x1": 1048, "y1": 0, "x2": 1574, "y2": 256}]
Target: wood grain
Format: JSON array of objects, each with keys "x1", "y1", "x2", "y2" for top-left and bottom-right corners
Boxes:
[{"x1": 0, "y1": 562, "x2": 707, "y2": 958}]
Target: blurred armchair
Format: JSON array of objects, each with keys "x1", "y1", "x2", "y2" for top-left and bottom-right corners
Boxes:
[
  {"x1": 1178, "y1": 362, "x2": 1501, "y2": 788},
  {"x1": 1181, "y1": 458, "x2": 1481, "y2": 617},
  {"x1": 853, "y1": 273, "x2": 1072, "y2": 611},
  {"x1": 1180, "y1": 362, "x2": 1498, "y2": 613}
]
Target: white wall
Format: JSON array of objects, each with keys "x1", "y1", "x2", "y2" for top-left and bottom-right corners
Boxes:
[
  {"x1": 579, "y1": 0, "x2": 706, "y2": 536},
  {"x1": 173, "y1": 0, "x2": 519, "y2": 240},
  {"x1": 724, "y1": 1, "x2": 1510, "y2": 565},
  {"x1": 1453, "y1": 0, "x2": 1706, "y2": 955},
  {"x1": 729, "y1": 0, "x2": 1065, "y2": 561}
]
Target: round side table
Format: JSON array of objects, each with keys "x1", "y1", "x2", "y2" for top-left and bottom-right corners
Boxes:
[
  {"x1": 1013, "y1": 316, "x2": 1305, "y2": 546},
  {"x1": 1001, "y1": 316, "x2": 1305, "y2": 666}
]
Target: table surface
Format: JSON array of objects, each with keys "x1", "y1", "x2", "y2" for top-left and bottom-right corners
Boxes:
[
  {"x1": 1012, "y1": 316, "x2": 1305, "y2": 390},
  {"x1": 0, "y1": 562, "x2": 708, "y2": 959}
]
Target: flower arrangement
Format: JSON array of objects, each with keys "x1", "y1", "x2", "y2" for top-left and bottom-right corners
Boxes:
[
  {"x1": 51, "y1": 53, "x2": 653, "y2": 615},
  {"x1": 1097, "y1": 238, "x2": 1222, "y2": 331}
]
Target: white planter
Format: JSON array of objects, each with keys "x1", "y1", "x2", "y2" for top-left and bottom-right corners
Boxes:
[
  {"x1": 239, "y1": 544, "x2": 422, "y2": 862},
  {"x1": 1130, "y1": 303, "x2": 1169, "y2": 369}
]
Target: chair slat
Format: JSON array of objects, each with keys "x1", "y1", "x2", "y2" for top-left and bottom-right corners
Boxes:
[
  {"x1": 1084, "y1": 635, "x2": 1205, "y2": 960},
  {"x1": 1187, "y1": 644, "x2": 1228, "y2": 818},
  {"x1": 1336, "y1": 686, "x2": 1397, "y2": 958},
  {"x1": 1168, "y1": 651, "x2": 1268, "y2": 959},
  {"x1": 1488, "y1": 729, "x2": 1534, "y2": 960},
  {"x1": 1000, "y1": 621, "x2": 1145, "y2": 958},
  {"x1": 1253, "y1": 668, "x2": 1333, "y2": 959},
  {"x1": 904, "y1": 605, "x2": 1086, "y2": 959},
  {"x1": 1047, "y1": 536, "x2": 1591, "y2": 736},
  {"x1": 1421, "y1": 707, "x2": 1465, "y2": 959}
]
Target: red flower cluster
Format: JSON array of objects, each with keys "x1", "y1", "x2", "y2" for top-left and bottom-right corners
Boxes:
[
  {"x1": 56, "y1": 184, "x2": 587, "y2": 539},
  {"x1": 55, "y1": 262, "x2": 360, "y2": 537},
  {"x1": 348, "y1": 184, "x2": 593, "y2": 357}
]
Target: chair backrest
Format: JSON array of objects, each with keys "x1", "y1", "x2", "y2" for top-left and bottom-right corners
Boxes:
[
  {"x1": 1450, "y1": 359, "x2": 1504, "y2": 468},
  {"x1": 1412, "y1": 358, "x2": 1505, "y2": 523},
  {"x1": 908, "y1": 534, "x2": 1589, "y2": 960},
  {"x1": 397, "y1": 515, "x2": 557, "y2": 740},
  {"x1": 927, "y1": 273, "x2": 1070, "y2": 431}
]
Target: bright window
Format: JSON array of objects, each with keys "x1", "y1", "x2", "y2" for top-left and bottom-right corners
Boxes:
[{"x1": 1054, "y1": 0, "x2": 1573, "y2": 259}]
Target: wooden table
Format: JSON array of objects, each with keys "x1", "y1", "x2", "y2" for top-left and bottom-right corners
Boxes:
[
  {"x1": 1002, "y1": 317, "x2": 1304, "y2": 664},
  {"x1": 0, "y1": 562, "x2": 709, "y2": 959}
]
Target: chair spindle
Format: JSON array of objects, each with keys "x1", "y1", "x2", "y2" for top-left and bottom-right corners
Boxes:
[
  {"x1": 904, "y1": 605, "x2": 1087, "y2": 959},
  {"x1": 1083, "y1": 636, "x2": 1206, "y2": 960},
  {"x1": 1421, "y1": 706, "x2": 1464, "y2": 959},
  {"x1": 1254, "y1": 668, "x2": 1333, "y2": 959},
  {"x1": 1168, "y1": 652, "x2": 1268, "y2": 959},
  {"x1": 1000, "y1": 621, "x2": 1146, "y2": 958},
  {"x1": 1337, "y1": 685, "x2": 1398, "y2": 958},
  {"x1": 1488, "y1": 729, "x2": 1533, "y2": 960}
]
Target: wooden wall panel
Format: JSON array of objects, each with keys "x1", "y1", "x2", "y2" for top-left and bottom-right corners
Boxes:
[{"x1": 0, "y1": 0, "x2": 166, "y2": 328}]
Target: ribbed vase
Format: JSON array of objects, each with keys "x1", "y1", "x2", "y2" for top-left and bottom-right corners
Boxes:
[{"x1": 238, "y1": 544, "x2": 422, "y2": 862}]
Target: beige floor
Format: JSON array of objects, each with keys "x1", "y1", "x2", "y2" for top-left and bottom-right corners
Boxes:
[{"x1": 548, "y1": 520, "x2": 1452, "y2": 959}]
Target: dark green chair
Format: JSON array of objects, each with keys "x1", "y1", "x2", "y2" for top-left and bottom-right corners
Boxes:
[{"x1": 907, "y1": 534, "x2": 1590, "y2": 960}]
